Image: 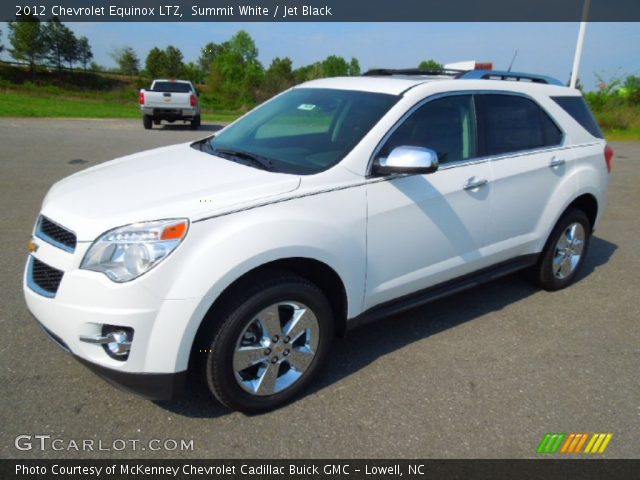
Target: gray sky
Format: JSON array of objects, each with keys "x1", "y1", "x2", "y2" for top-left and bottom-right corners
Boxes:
[{"x1": 1, "y1": 22, "x2": 638, "y2": 90}]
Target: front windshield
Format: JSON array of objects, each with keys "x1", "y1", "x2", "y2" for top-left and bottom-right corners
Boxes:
[{"x1": 208, "y1": 88, "x2": 398, "y2": 175}]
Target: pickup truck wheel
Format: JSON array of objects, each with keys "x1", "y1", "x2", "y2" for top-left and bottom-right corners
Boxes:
[
  {"x1": 142, "y1": 115, "x2": 152, "y2": 129},
  {"x1": 528, "y1": 208, "x2": 591, "y2": 291},
  {"x1": 190, "y1": 115, "x2": 201, "y2": 130},
  {"x1": 204, "y1": 273, "x2": 333, "y2": 413}
]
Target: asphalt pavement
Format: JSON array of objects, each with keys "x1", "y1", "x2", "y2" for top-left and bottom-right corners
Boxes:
[{"x1": 0, "y1": 118, "x2": 638, "y2": 459}]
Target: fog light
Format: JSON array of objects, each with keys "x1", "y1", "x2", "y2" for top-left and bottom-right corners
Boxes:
[
  {"x1": 79, "y1": 325, "x2": 134, "y2": 361},
  {"x1": 102, "y1": 325, "x2": 133, "y2": 360},
  {"x1": 106, "y1": 330, "x2": 131, "y2": 356}
]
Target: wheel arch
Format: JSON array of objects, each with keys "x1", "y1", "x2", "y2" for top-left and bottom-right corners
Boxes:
[
  {"x1": 188, "y1": 257, "x2": 349, "y2": 370},
  {"x1": 567, "y1": 193, "x2": 598, "y2": 231}
]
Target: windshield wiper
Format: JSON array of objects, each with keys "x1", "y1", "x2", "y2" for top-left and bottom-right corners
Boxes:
[{"x1": 211, "y1": 147, "x2": 274, "y2": 171}]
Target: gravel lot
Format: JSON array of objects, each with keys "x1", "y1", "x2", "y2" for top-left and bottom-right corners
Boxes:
[{"x1": 0, "y1": 118, "x2": 638, "y2": 459}]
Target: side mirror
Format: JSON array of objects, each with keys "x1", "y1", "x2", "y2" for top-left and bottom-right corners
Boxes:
[{"x1": 373, "y1": 146, "x2": 439, "y2": 175}]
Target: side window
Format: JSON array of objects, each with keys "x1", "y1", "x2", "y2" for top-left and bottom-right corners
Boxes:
[
  {"x1": 476, "y1": 94, "x2": 563, "y2": 156},
  {"x1": 380, "y1": 95, "x2": 477, "y2": 164}
]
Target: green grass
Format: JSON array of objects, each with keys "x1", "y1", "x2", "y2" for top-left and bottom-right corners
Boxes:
[{"x1": 0, "y1": 90, "x2": 241, "y2": 123}]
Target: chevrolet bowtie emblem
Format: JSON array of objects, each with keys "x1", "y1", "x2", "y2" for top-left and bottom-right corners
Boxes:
[{"x1": 28, "y1": 238, "x2": 39, "y2": 253}]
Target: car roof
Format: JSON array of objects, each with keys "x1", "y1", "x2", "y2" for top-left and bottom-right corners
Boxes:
[{"x1": 296, "y1": 73, "x2": 577, "y2": 97}]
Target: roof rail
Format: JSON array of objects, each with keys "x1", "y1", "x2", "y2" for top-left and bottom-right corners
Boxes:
[
  {"x1": 460, "y1": 70, "x2": 564, "y2": 86},
  {"x1": 363, "y1": 68, "x2": 465, "y2": 78}
]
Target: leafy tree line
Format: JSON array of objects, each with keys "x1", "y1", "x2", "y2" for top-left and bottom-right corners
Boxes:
[
  {"x1": 3, "y1": 17, "x2": 448, "y2": 109},
  {"x1": 6, "y1": 15, "x2": 92, "y2": 72}
]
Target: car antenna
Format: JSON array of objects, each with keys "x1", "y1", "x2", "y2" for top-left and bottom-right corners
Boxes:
[{"x1": 507, "y1": 50, "x2": 519, "y2": 72}]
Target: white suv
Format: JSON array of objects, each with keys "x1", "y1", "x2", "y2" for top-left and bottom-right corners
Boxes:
[{"x1": 24, "y1": 69, "x2": 612, "y2": 412}]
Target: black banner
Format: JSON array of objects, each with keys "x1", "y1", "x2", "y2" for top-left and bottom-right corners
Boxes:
[
  {"x1": 3, "y1": 0, "x2": 640, "y2": 22},
  {"x1": 2, "y1": 459, "x2": 640, "y2": 480}
]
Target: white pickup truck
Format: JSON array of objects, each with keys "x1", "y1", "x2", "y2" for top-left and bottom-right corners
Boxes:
[{"x1": 139, "y1": 79, "x2": 201, "y2": 130}]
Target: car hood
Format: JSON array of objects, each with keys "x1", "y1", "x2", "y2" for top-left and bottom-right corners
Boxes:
[{"x1": 40, "y1": 142, "x2": 301, "y2": 241}]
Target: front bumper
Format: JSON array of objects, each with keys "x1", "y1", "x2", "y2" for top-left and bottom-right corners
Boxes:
[{"x1": 34, "y1": 315, "x2": 186, "y2": 401}]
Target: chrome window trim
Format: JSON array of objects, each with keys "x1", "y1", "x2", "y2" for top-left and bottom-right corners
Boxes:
[
  {"x1": 367, "y1": 90, "x2": 567, "y2": 176},
  {"x1": 26, "y1": 255, "x2": 57, "y2": 298},
  {"x1": 35, "y1": 215, "x2": 76, "y2": 253}
]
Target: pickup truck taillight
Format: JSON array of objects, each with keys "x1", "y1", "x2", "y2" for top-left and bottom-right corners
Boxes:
[
  {"x1": 190, "y1": 94, "x2": 197, "y2": 108},
  {"x1": 604, "y1": 144, "x2": 614, "y2": 173},
  {"x1": 138, "y1": 91, "x2": 145, "y2": 105}
]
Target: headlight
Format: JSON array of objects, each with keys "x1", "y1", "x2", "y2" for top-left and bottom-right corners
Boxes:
[{"x1": 81, "y1": 219, "x2": 189, "y2": 282}]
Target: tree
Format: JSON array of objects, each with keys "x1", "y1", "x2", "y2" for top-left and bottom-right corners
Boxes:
[
  {"x1": 263, "y1": 57, "x2": 294, "y2": 97},
  {"x1": 76, "y1": 36, "x2": 93, "y2": 70},
  {"x1": 0, "y1": 28, "x2": 4, "y2": 54},
  {"x1": 198, "y1": 42, "x2": 222, "y2": 74},
  {"x1": 208, "y1": 31, "x2": 264, "y2": 108},
  {"x1": 418, "y1": 59, "x2": 443, "y2": 72},
  {"x1": 164, "y1": 45, "x2": 185, "y2": 77},
  {"x1": 7, "y1": 15, "x2": 47, "y2": 73},
  {"x1": 44, "y1": 17, "x2": 77, "y2": 69},
  {"x1": 111, "y1": 46, "x2": 139, "y2": 75},
  {"x1": 145, "y1": 47, "x2": 167, "y2": 78},
  {"x1": 348, "y1": 57, "x2": 361, "y2": 76},
  {"x1": 321, "y1": 55, "x2": 349, "y2": 77},
  {"x1": 227, "y1": 30, "x2": 258, "y2": 64},
  {"x1": 183, "y1": 62, "x2": 205, "y2": 84}
]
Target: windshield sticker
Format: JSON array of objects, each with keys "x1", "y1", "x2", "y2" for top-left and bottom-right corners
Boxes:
[{"x1": 297, "y1": 104, "x2": 316, "y2": 111}]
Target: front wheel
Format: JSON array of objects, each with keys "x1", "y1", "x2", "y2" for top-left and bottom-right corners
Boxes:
[
  {"x1": 204, "y1": 272, "x2": 334, "y2": 413},
  {"x1": 527, "y1": 208, "x2": 591, "y2": 291}
]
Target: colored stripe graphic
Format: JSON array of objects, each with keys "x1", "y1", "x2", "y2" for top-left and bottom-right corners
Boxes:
[
  {"x1": 560, "y1": 433, "x2": 589, "y2": 453},
  {"x1": 537, "y1": 433, "x2": 566, "y2": 454},
  {"x1": 538, "y1": 432, "x2": 612, "y2": 454},
  {"x1": 584, "y1": 433, "x2": 613, "y2": 454}
]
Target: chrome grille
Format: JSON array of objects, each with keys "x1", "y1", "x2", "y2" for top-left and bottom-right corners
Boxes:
[
  {"x1": 36, "y1": 216, "x2": 77, "y2": 252},
  {"x1": 28, "y1": 257, "x2": 64, "y2": 297}
]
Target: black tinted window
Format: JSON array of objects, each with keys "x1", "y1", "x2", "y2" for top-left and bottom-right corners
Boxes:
[
  {"x1": 151, "y1": 82, "x2": 192, "y2": 93},
  {"x1": 552, "y1": 96, "x2": 603, "y2": 138},
  {"x1": 381, "y1": 95, "x2": 477, "y2": 164},
  {"x1": 476, "y1": 94, "x2": 563, "y2": 156}
]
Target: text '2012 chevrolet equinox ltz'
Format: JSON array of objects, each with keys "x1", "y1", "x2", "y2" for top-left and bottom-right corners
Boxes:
[{"x1": 25, "y1": 69, "x2": 612, "y2": 412}]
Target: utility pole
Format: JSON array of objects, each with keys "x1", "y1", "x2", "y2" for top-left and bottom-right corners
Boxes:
[{"x1": 570, "y1": 0, "x2": 591, "y2": 89}]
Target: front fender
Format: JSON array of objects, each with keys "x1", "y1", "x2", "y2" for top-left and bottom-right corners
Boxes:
[{"x1": 151, "y1": 187, "x2": 367, "y2": 371}]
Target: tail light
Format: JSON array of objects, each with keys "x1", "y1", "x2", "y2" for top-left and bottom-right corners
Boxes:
[
  {"x1": 138, "y1": 91, "x2": 144, "y2": 105},
  {"x1": 604, "y1": 144, "x2": 614, "y2": 173},
  {"x1": 190, "y1": 94, "x2": 197, "y2": 108}
]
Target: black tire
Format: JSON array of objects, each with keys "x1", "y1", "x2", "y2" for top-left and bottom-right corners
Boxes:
[
  {"x1": 142, "y1": 115, "x2": 152, "y2": 130},
  {"x1": 527, "y1": 208, "x2": 591, "y2": 291},
  {"x1": 203, "y1": 271, "x2": 334, "y2": 413},
  {"x1": 190, "y1": 115, "x2": 201, "y2": 130}
]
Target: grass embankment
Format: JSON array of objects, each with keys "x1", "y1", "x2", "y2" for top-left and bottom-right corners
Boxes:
[
  {"x1": 0, "y1": 64, "x2": 242, "y2": 122},
  {"x1": 0, "y1": 90, "x2": 241, "y2": 122}
]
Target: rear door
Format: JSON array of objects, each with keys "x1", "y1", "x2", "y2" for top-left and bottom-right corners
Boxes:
[{"x1": 475, "y1": 93, "x2": 569, "y2": 263}]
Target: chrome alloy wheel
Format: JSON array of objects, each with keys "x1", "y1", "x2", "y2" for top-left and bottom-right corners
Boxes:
[
  {"x1": 552, "y1": 222, "x2": 586, "y2": 280},
  {"x1": 232, "y1": 302, "x2": 319, "y2": 396}
]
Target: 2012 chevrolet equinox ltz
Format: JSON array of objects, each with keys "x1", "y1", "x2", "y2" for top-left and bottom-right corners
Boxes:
[{"x1": 25, "y1": 68, "x2": 612, "y2": 412}]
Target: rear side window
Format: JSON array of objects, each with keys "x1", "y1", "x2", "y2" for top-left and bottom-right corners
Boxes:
[
  {"x1": 551, "y1": 96, "x2": 603, "y2": 138},
  {"x1": 476, "y1": 94, "x2": 563, "y2": 156}
]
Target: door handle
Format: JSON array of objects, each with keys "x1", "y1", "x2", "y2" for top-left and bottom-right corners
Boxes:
[
  {"x1": 549, "y1": 158, "x2": 566, "y2": 168},
  {"x1": 463, "y1": 178, "x2": 488, "y2": 191}
]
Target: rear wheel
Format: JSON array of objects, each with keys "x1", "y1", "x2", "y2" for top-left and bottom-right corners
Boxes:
[
  {"x1": 142, "y1": 115, "x2": 152, "y2": 129},
  {"x1": 528, "y1": 208, "x2": 591, "y2": 291},
  {"x1": 190, "y1": 115, "x2": 201, "y2": 130},
  {"x1": 203, "y1": 272, "x2": 333, "y2": 413}
]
